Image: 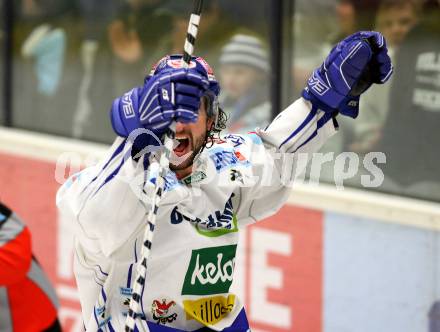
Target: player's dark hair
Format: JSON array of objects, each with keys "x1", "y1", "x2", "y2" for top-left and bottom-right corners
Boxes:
[
  {"x1": 205, "y1": 106, "x2": 228, "y2": 148},
  {"x1": 201, "y1": 95, "x2": 228, "y2": 149}
]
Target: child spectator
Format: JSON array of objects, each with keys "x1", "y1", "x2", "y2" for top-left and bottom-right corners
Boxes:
[{"x1": 218, "y1": 34, "x2": 271, "y2": 133}]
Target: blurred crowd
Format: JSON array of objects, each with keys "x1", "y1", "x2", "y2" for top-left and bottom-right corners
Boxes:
[
  {"x1": 294, "y1": 0, "x2": 440, "y2": 201},
  {"x1": 2, "y1": 0, "x2": 440, "y2": 201},
  {"x1": 9, "y1": 0, "x2": 270, "y2": 142}
]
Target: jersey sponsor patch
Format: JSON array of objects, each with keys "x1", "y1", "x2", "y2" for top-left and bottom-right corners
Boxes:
[
  {"x1": 209, "y1": 148, "x2": 250, "y2": 173},
  {"x1": 183, "y1": 294, "x2": 235, "y2": 326},
  {"x1": 182, "y1": 171, "x2": 207, "y2": 185},
  {"x1": 170, "y1": 194, "x2": 238, "y2": 237},
  {"x1": 182, "y1": 245, "x2": 237, "y2": 296}
]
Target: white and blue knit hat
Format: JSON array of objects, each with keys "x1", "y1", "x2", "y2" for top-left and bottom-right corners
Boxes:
[{"x1": 219, "y1": 34, "x2": 269, "y2": 73}]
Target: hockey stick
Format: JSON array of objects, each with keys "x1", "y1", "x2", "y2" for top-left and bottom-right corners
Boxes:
[{"x1": 124, "y1": 1, "x2": 204, "y2": 331}]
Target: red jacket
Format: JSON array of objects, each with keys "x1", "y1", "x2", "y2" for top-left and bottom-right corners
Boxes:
[{"x1": 0, "y1": 203, "x2": 59, "y2": 331}]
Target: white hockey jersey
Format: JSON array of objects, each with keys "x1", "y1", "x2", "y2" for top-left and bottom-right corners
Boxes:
[{"x1": 56, "y1": 98, "x2": 337, "y2": 331}]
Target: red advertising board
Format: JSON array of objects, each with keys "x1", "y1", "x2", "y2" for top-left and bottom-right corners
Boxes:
[{"x1": 0, "y1": 152, "x2": 323, "y2": 331}]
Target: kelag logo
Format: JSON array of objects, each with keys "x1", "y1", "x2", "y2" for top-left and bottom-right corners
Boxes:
[
  {"x1": 182, "y1": 245, "x2": 237, "y2": 296},
  {"x1": 183, "y1": 294, "x2": 235, "y2": 326}
]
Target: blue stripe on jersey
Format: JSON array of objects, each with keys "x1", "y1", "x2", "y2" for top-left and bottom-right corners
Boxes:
[
  {"x1": 126, "y1": 239, "x2": 138, "y2": 288},
  {"x1": 92, "y1": 157, "x2": 125, "y2": 196},
  {"x1": 96, "y1": 264, "x2": 109, "y2": 277},
  {"x1": 317, "y1": 111, "x2": 333, "y2": 129},
  {"x1": 279, "y1": 106, "x2": 318, "y2": 149},
  {"x1": 93, "y1": 279, "x2": 104, "y2": 288},
  {"x1": 82, "y1": 139, "x2": 126, "y2": 194},
  {"x1": 293, "y1": 130, "x2": 318, "y2": 153},
  {"x1": 134, "y1": 239, "x2": 138, "y2": 262},
  {"x1": 108, "y1": 321, "x2": 116, "y2": 332},
  {"x1": 127, "y1": 264, "x2": 133, "y2": 289},
  {"x1": 293, "y1": 111, "x2": 333, "y2": 153},
  {"x1": 102, "y1": 139, "x2": 126, "y2": 171}
]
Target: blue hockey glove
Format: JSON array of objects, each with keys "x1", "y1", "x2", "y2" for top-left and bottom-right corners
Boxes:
[
  {"x1": 110, "y1": 67, "x2": 209, "y2": 140},
  {"x1": 302, "y1": 31, "x2": 393, "y2": 118}
]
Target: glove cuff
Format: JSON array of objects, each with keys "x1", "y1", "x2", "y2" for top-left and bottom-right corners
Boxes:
[
  {"x1": 110, "y1": 91, "x2": 143, "y2": 138},
  {"x1": 339, "y1": 95, "x2": 360, "y2": 119},
  {"x1": 302, "y1": 88, "x2": 338, "y2": 114}
]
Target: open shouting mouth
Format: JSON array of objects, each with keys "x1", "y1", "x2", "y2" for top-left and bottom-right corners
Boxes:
[
  {"x1": 171, "y1": 136, "x2": 194, "y2": 168},
  {"x1": 173, "y1": 137, "x2": 191, "y2": 157}
]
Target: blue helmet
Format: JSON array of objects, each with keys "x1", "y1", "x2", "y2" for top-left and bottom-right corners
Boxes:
[{"x1": 147, "y1": 54, "x2": 221, "y2": 121}]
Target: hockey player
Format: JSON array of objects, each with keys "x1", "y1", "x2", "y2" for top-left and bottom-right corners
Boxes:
[{"x1": 57, "y1": 31, "x2": 392, "y2": 331}]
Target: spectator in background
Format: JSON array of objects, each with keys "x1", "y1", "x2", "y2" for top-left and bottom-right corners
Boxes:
[
  {"x1": 218, "y1": 34, "x2": 271, "y2": 133},
  {"x1": 292, "y1": 0, "x2": 339, "y2": 96},
  {"x1": 334, "y1": 0, "x2": 357, "y2": 39},
  {"x1": 72, "y1": 0, "x2": 119, "y2": 141},
  {"x1": 292, "y1": 0, "x2": 380, "y2": 97},
  {"x1": 0, "y1": 202, "x2": 60, "y2": 332},
  {"x1": 13, "y1": 0, "x2": 75, "y2": 136},
  {"x1": 303, "y1": 0, "x2": 379, "y2": 185},
  {"x1": 108, "y1": 0, "x2": 166, "y2": 93},
  {"x1": 217, "y1": 0, "x2": 270, "y2": 36},
  {"x1": 21, "y1": 24, "x2": 66, "y2": 97},
  {"x1": 377, "y1": 0, "x2": 440, "y2": 200},
  {"x1": 153, "y1": 0, "x2": 236, "y2": 67},
  {"x1": 350, "y1": 0, "x2": 420, "y2": 154}
]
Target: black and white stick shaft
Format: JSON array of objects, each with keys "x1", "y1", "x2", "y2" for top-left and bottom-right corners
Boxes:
[
  {"x1": 183, "y1": 0, "x2": 203, "y2": 67},
  {"x1": 124, "y1": 1, "x2": 203, "y2": 331}
]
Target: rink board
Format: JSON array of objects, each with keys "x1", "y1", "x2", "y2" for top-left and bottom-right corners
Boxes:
[{"x1": 1, "y1": 130, "x2": 439, "y2": 332}]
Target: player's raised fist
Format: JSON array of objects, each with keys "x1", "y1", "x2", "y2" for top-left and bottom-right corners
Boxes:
[
  {"x1": 302, "y1": 31, "x2": 393, "y2": 118},
  {"x1": 110, "y1": 55, "x2": 211, "y2": 139}
]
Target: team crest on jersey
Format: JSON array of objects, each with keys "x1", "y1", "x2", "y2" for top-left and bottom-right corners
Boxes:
[{"x1": 151, "y1": 299, "x2": 178, "y2": 325}]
